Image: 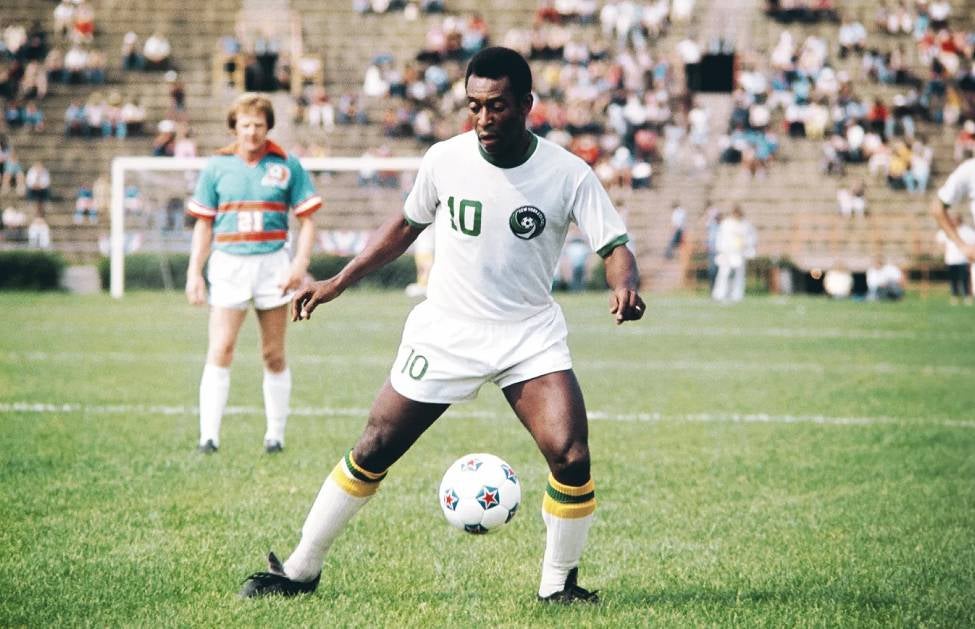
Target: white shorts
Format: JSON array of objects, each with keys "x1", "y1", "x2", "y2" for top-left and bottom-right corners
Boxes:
[
  {"x1": 389, "y1": 301, "x2": 573, "y2": 404},
  {"x1": 207, "y1": 249, "x2": 293, "y2": 311}
]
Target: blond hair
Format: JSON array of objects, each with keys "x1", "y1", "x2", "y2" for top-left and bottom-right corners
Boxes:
[{"x1": 227, "y1": 92, "x2": 275, "y2": 130}]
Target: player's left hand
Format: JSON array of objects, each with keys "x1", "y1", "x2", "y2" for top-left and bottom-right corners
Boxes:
[
  {"x1": 610, "y1": 288, "x2": 645, "y2": 325},
  {"x1": 278, "y1": 267, "x2": 308, "y2": 296}
]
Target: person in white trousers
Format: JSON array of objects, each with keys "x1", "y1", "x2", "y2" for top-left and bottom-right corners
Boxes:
[{"x1": 712, "y1": 205, "x2": 756, "y2": 303}]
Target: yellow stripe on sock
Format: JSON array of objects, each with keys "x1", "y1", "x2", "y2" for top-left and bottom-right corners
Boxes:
[
  {"x1": 347, "y1": 452, "x2": 387, "y2": 481},
  {"x1": 329, "y1": 462, "x2": 381, "y2": 498},
  {"x1": 543, "y1": 494, "x2": 596, "y2": 519},
  {"x1": 547, "y1": 474, "x2": 595, "y2": 497}
]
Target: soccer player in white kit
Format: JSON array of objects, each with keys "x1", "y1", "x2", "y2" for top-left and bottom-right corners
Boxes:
[
  {"x1": 241, "y1": 47, "x2": 645, "y2": 603},
  {"x1": 932, "y1": 157, "x2": 975, "y2": 263}
]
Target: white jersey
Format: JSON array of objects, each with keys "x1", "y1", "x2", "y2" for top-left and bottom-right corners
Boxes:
[
  {"x1": 403, "y1": 131, "x2": 629, "y2": 321},
  {"x1": 937, "y1": 158, "x2": 975, "y2": 221}
]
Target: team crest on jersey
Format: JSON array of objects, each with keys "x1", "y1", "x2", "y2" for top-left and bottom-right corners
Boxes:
[
  {"x1": 509, "y1": 206, "x2": 546, "y2": 240},
  {"x1": 261, "y1": 163, "x2": 291, "y2": 189}
]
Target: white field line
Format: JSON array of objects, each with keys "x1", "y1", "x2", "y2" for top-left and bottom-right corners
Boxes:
[
  {"x1": 3, "y1": 350, "x2": 974, "y2": 377},
  {"x1": 21, "y1": 319, "x2": 974, "y2": 342},
  {"x1": 2, "y1": 401, "x2": 973, "y2": 430}
]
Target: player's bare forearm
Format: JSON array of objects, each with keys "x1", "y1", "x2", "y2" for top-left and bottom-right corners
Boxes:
[
  {"x1": 293, "y1": 213, "x2": 423, "y2": 321},
  {"x1": 291, "y1": 215, "x2": 316, "y2": 271},
  {"x1": 603, "y1": 244, "x2": 645, "y2": 324},
  {"x1": 279, "y1": 216, "x2": 317, "y2": 294},
  {"x1": 930, "y1": 198, "x2": 975, "y2": 258},
  {"x1": 185, "y1": 218, "x2": 212, "y2": 305}
]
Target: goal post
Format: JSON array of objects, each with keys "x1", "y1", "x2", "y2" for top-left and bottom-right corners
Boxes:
[{"x1": 109, "y1": 155, "x2": 423, "y2": 298}]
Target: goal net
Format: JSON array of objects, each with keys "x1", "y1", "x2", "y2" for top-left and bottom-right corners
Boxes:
[{"x1": 109, "y1": 155, "x2": 422, "y2": 298}]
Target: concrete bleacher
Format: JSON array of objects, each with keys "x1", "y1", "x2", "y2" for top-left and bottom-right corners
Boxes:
[{"x1": 2, "y1": 0, "x2": 970, "y2": 291}]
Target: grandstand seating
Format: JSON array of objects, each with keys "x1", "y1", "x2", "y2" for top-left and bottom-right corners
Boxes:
[{"x1": 1, "y1": 0, "x2": 972, "y2": 292}]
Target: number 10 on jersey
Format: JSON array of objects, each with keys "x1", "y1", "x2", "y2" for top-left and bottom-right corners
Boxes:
[{"x1": 447, "y1": 196, "x2": 481, "y2": 237}]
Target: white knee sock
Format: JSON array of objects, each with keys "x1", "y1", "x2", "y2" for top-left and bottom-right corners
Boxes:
[
  {"x1": 199, "y1": 364, "x2": 230, "y2": 447},
  {"x1": 262, "y1": 367, "x2": 291, "y2": 444},
  {"x1": 538, "y1": 475, "x2": 596, "y2": 597},
  {"x1": 283, "y1": 451, "x2": 386, "y2": 581}
]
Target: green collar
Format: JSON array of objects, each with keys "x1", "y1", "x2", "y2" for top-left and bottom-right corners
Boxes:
[{"x1": 477, "y1": 132, "x2": 538, "y2": 169}]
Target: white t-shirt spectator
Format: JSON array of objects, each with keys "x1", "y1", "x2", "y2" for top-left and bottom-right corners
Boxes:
[
  {"x1": 677, "y1": 38, "x2": 701, "y2": 64},
  {"x1": 143, "y1": 33, "x2": 171, "y2": 63}
]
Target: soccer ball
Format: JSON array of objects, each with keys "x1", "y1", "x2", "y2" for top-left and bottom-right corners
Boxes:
[{"x1": 439, "y1": 453, "x2": 521, "y2": 534}]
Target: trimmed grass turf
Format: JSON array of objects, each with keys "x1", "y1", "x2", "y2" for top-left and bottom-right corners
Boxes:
[{"x1": 1, "y1": 290, "x2": 973, "y2": 627}]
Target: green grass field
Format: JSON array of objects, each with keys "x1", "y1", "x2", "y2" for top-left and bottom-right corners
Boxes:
[{"x1": 2, "y1": 290, "x2": 973, "y2": 627}]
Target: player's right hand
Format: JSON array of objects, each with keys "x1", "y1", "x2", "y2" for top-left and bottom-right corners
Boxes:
[
  {"x1": 292, "y1": 278, "x2": 344, "y2": 321},
  {"x1": 185, "y1": 274, "x2": 207, "y2": 306}
]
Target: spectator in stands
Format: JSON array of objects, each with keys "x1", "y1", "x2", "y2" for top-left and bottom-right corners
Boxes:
[
  {"x1": 906, "y1": 138, "x2": 933, "y2": 194},
  {"x1": 25, "y1": 161, "x2": 51, "y2": 216},
  {"x1": 305, "y1": 86, "x2": 335, "y2": 131},
  {"x1": 866, "y1": 257, "x2": 905, "y2": 300},
  {"x1": 4, "y1": 23, "x2": 27, "y2": 58},
  {"x1": 837, "y1": 16, "x2": 867, "y2": 58},
  {"x1": 27, "y1": 215, "x2": 50, "y2": 249},
  {"x1": 72, "y1": 2, "x2": 95, "y2": 44},
  {"x1": 120, "y1": 96, "x2": 146, "y2": 135},
  {"x1": 53, "y1": 0, "x2": 75, "y2": 40},
  {"x1": 64, "y1": 43, "x2": 88, "y2": 84},
  {"x1": 955, "y1": 120, "x2": 975, "y2": 163},
  {"x1": 44, "y1": 48, "x2": 65, "y2": 84},
  {"x1": 64, "y1": 99, "x2": 87, "y2": 136},
  {"x1": 143, "y1": 31, "x2": 172, "y2": 71},
  {"x1": 337, "y1": 93, "x2": 368, "y2": 124},
  {"x1": 87, "y1": 48, "x2": 107, "y2": 84},
  {"x1": 1, "y1": 205, "x2": 28, "y2": 241},
  {"x1": 166, "y1": 71, "x2": 186, "y2": 112},
  {"x1": 121, "y1": 31, "x2": 144, "y2": 71},
  {"x1": 74, "y1": 183, "x2": 96, "y2": 224},
  {"x1": 23, "y1": 101, "x2": 44, "y2": 132},
  {"x1": 936, "y1": 213, "x2": 975, "y2": 304},
  {"x1": 837, "y1": 179, "x2": 867, "y2": 218},
  {"x1": 173, "y1": 124, "x2": 197, "y2": 158},
  {"x1": 824, "y1": 263, "x2": 854, "y2": 299},
  {"x1": 1, "y1": 149, "x2": 26, "y2": 197},
  {"x1": 20, "y1": 60, "x2": 48, "y2": 100},
  {"x1": 421, "y1": 0, "x2": 445, "y2": 13},
  {"x1": 664, "y1": 200, "x2": 686, "y2": 259},
  {"x1": 152, "y1": 119, "x2": 177, "y2": 156}
]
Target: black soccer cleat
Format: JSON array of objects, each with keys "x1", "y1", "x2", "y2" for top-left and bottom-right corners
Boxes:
[
  {"x1": 537, "y1": 567, "x2": 599, "y2": 604},
  {"x1": 239, "y1": 552, "x2": 320, "y2": 598},
  {"x1": 197, "y1": 439, "x2": 218, "y2": 454},
  {"x1": 264, "y1": 440, "x2": 283, "y2": 454}
]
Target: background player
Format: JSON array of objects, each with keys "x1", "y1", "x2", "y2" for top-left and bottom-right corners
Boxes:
[
  {"x1": 240, "y1": 47, "x2": 644, "y2": 602},
  {"x1": 932, "y1": 156, "x2": 975, "y2": 263},
  {"x1": 185, "y1": 93, "x2": 321, "y2": 454}
]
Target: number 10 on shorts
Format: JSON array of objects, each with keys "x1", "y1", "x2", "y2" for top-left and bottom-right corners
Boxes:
[{"x1": 401, "y1": 348, "x2": 429, "y2": 380}]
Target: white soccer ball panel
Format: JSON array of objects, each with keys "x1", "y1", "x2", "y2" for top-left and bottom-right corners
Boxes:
[{"x1": 480, "y1": 504, "x2": 509, "y2": 529}]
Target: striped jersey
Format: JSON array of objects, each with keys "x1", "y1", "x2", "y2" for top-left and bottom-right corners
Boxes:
[
  {"x1": 403, "y1": 131, "x2": 629, "y2": 321},
  {"x1": 187, "y1": 141, "x2": 322, "y2": 255}
]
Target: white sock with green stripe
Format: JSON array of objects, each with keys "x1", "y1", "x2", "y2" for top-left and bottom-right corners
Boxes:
[
  {"x1": 538, "y1": 474, "x2": 596, "y2": 598},
  {"x1": 283, "y1": 451, "x2": 386, "y2": 582},
  {"x1": 199, "y1": 363, "x2": 229, "y2": 447}
]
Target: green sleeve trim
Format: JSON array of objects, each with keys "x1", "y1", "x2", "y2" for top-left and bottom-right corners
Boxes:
[
  {"x1": 403, "y1": 213, "x2": 431, "y2": 229},
  {"x1": 596, "y1": 234, "x2": 630, "y2": 258}
]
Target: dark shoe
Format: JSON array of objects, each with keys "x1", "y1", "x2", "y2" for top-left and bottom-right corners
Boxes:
[
  {"x1": 240, "y1": 552, "x2": 320, "y2": 598},
  {"x1": 537, "y1": 567, "x2": 599, "y2": 604},
  {"x1": 264, "y1": 440, "x2": 283, "y2": 454},
  {"x1": 197, "y1": 439, "x2": 218, "y2": 454}
]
